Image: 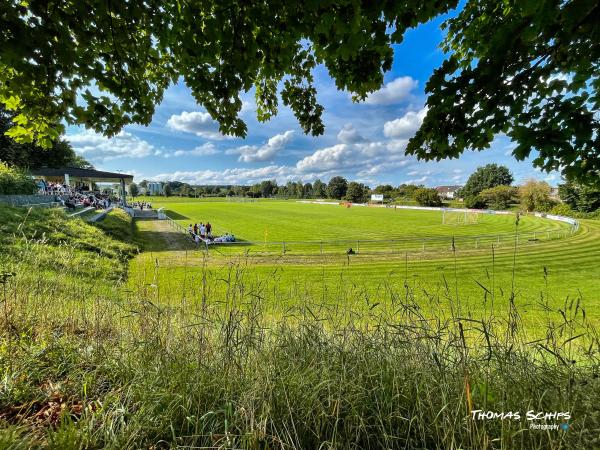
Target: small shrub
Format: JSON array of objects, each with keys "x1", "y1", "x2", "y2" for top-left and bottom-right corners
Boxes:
[
  {"x1": 414, "y1": 188, "x2": 442, "y2": 207},
  {"x1": 0, "y1": 161, "x2": 37, "y2": 195},
  {"x1": 478, "y1": 185, "x2": 517, "y2": 210},
  {"x1": 463, "y1": 195, "x2": 485, "y2": 209}
]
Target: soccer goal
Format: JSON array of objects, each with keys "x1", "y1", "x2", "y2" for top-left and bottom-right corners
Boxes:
[{"x1": 442, "y1": 209, "x2": 479, "y2": 225}]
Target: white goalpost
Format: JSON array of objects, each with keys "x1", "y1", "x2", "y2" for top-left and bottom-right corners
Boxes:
[{"x1": 442, "y1": 209, "x2": 479, "y2": 225}]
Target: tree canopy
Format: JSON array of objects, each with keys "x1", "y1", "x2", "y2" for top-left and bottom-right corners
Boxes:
[
  {"x1": 406, "y1": 0, "x2": 600, "y2": 185},
  {"x1": 559, "y1": 182, "x2": 600, "y2": 212},
  {"x1": 0, "y1": 0, "x2": 456, "y2": 144},
  {"x1": 460, "y1": 164, "x2": 513, "y2": 197},
  {"x1": 519, "y1": 180, "x2": 554, "y2": 212},
  {"x1": 327, "y1": 176, "x2": 348, "y2": 200},
  {"x1": 0, "y1": 106, "x2": 92, "y2": 169},
  {"x1": 1, "y1": 0, "x2": 598, "y2": 182}
]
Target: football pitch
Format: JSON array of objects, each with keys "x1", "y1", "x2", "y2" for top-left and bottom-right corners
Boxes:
[
  {"x1": 143, "y1": 197, "x2": 569, "y2": 242},
  {"x1": 130, "y1": 198, "x2": 600, "y2": 327}
]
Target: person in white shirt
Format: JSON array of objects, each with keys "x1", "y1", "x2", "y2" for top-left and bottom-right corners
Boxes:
[{"x1": 200, "y1": 224, "x2": 206, "y2": 237}]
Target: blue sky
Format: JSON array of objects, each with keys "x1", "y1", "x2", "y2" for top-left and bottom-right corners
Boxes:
[{"x1": 65, "y1": 12, "x2": 560, "y2": 188}]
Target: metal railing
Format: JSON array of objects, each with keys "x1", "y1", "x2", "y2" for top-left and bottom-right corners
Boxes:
[{"x1": 200, "y1": 228, "x2": 574, "y2": 256}]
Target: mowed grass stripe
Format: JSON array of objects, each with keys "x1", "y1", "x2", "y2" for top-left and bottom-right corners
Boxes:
[
  {"x1": 129, "y1": 200, "x2": 597, "y2": 323},
  {"x1": 147, "y1": 198, "x2": 569, "y2": 242}
]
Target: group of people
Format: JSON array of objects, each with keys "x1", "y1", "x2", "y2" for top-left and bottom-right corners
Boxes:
[
  {"x1": 60, "y1": 192, "x2": 112, "y2": 211},
  {"x1": 38, "y1": 181, "x2": 71, "y2": 196},
  {"x1": 188, "y1": 222, "x2": 213, "y2": 238},
  {"x1": 187, "y1": 221, "x2": 236, "y2": 246},
  {"x1": 131, "y1": 201, "x2": 152, "y2": 210}
]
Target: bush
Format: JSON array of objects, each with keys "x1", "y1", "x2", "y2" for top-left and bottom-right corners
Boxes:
[
  {"x1": 414, "y1": 188, "x2": 442, "y2": 207},
  {"x1": 519, "y1": 179, "x2": 556, "y2": 212},
  {"x1": 478, "y1": 185, "x2": 517, "y2": 210},
  {"x1": 0, "y1": 161, "x2": 37, "y2": 195},
  {"x1": 549, "y1": 203, "x2": 574, "y2": 216},
  {"x1": 463, "y1": 195, "x2": 486, "y2": 209},
  {"x1": 550, "y1": 203, "x2": 600, "y2": 220}
]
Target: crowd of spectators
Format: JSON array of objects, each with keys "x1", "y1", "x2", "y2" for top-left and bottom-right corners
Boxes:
[
  {"x1": 32, "y1": 179, "x2": 122, "y2": 211},
  {"x1": 60, "y1": 192, "x2": 113, "y2": 211},
  {"x1": 37, "y1": 180, "x2": 72, "y2": 195}
]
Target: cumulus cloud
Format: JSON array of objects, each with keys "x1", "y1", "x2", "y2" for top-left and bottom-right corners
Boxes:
[
  {"x1": 166, "y1": 111, "x2": 230, "y2": 140},
  {"x1": 228, "y1": 130, "x2": 294, "y2": 163},
  {"x1": 383, "y1": 107, "x2": 427, "y2": 139},
  {"x1": 364, "y1": 76, "x2": 418, "y2": 105},
  {"x1": 337, "y1": 124, "x2": 366, "y2": 144},
  {"x1": 67, "y1": 130, "x2": 157, "y2": 162},
  {"x1": 296, "y1": 142, "x2": 389, "y2": 173},
  {"x1": 296, "y1": 124, "x2": 412, "y2": 174}
]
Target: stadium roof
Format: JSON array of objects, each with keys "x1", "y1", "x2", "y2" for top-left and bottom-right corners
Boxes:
[{"x1": 31, "y1": 167, "x2": 134, "y2": 183}]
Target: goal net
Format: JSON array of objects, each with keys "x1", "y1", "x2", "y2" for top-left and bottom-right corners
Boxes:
[{"x1": 442, "y1": 210, "x2": 479, "y2": 225}]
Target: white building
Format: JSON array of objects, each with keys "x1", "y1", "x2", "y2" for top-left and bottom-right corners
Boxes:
[
  {"x1": 146, "y1": 182, "x2": 164, "y2": 195},
  {"x1": 435, "y1": 185, "x2": 462, "y2": 199}
]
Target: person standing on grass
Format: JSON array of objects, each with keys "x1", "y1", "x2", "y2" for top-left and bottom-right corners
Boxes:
[
  {"x1": 206, "y1": 222, "x2": 212, "y2": 237},
  {"x1": 200, "y1": 223, "x2": 206, "y2": 238},
  {"x1": 193, "y1": 223, "x2": 198, "y2": 235}
]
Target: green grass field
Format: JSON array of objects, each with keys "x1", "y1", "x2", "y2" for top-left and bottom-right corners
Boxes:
[
  {"x1": 2, "y1": 204, "x2": 599, "y2": 448},
  {"x1": 129, "y1": 198, "x2": 600, "y2": 327},
  {"x1": 143, "y1": 197, "x2": 569, "y2": 241}
]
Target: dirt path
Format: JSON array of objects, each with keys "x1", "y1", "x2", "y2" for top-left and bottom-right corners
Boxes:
[{"x1": 135, "y1": 218, "x2": 195, "y2": 251}]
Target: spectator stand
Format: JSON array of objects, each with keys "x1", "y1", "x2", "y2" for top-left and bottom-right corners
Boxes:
[{"x1": 30, "y1": 167, "x2": 133, "y2": 206}]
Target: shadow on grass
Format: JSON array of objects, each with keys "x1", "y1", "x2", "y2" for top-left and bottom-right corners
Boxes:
[
  {"x1": 164, "y1": 210, "x2": 190, "y2": 220},
  {"x1": 135, "y1": 222, "x2": 195, "y2": 251}
]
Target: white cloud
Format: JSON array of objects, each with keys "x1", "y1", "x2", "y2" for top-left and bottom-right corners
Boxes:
[
  {"x1": 166, "y1": 111, "x2": 230, "y2": 140},
  {"x1": 67, "y1": 130, "x2": 157, "y2": 162},
  {"x1": 296, "y1": 125, "x2": 412, "y2": 174},
  {"x1": 383, "y1": 107, "x2": 427, "y2": 139},
  {"x1": 337, "y1": 124, "x2": 366, "y2": 144},
  {"x1": 228, "y1": 130, "x2": 294, "y2": 163},
  {"x1": 172, "y1": 143, "x2": 219, "y2": 157},
  {"x1": 296, "y1": 141, "x2": 391, "y2": 173},
  {"x1": 153, "y1": 165, "x2": 295, "y2": 185},
  {"x1": 364, "y1": 76, "x2": 418, "y2": 105},
  {"x1": 403, "y1": 176, "x2": 429, "y2": 185}
]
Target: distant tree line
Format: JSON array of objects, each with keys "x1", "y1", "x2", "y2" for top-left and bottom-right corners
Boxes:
[
  {"x1": 140, "y1": 176, "x2": 439, "y2": 206},
  {"x1": 140, "y1": 163, "x2": 600, "y2": 217}
]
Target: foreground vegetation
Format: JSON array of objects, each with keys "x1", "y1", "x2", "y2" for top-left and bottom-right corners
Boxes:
[{"x1": 1, "y1": 206, "x2": 599, "y2": 448}]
